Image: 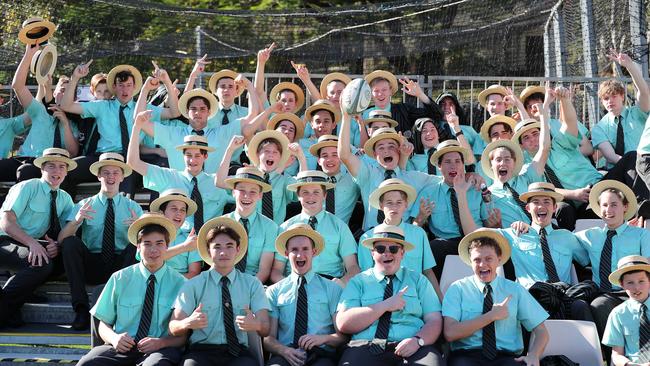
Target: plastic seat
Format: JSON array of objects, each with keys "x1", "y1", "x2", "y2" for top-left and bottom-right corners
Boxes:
[
  {"x1": 573, "y1": 219, "x2": 604, "y2": 232},
  {"x1": 535, "y1": 319, "x2": 603, "y2": 365},
  {"x1": 439, "y1": 255, "x2": 503, "y2": 295},
  {"x1": 248, "y1": 331, "x2": 264, "y2": 366}
]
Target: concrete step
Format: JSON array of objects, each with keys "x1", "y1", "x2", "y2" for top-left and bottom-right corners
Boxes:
[
  {"x1": 0, "y1": 353, "x2": 81, "y2": 365},
  {"x1": 22, "y1": 303, "x2": 74, "y2": 324},
  {"x1": 0, "y1": 323, "x2": 89, "y2": 346},
  {"x1": 0, "y1": 346, "x2": 87, "y2": 355}
]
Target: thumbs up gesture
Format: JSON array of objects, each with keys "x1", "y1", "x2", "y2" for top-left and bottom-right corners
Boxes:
[
  {"x1": 186, "y1": 303, "x2": 208, "y2": 329},
  {"x1": 490, "y1": 295, "x2": 512, "y2": 321},
  {"x1": 383, "y1": 286, "x2": 408, "y2": 312},
  {"x1": 236, "y1": 305, "x2": 260, "y2": 332}
]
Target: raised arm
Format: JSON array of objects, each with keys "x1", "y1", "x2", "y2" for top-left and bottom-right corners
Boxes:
[
  {"x1": 236, "y1": 74, "x2": 263, "y2": 132},
  {"x1": 254, "y1": 43, "x2": 275, "y2": 102},
  {"x1": 446, "y1": 106, "x2": 475, "y2": 165},
  {"x1": 504, "y1": 87, "x2": 529, "y2": 120},
  {"x1": 51, "y1": 105, "x2": 79, "y2": 157},
  {"x1": 291, "y1": 61, "x2": 321, "y2": 102},
  {"x1": 184, "y1": 54, "x2": 209, "y2": 93},
  {"x1": 609, "y1": 51, "x2": 650, "y2": 112},
  {"x1": 530, "y1": 90, "x2": 552, "y2": 177},
  {"x1": 151, "y1": 62, "x2": 180, "y2": 120},
  {"x1": 133, "y1": 76, "x2": 159, "y2": 137},
  {"x1": 11, "y1": 44, "x2": 40, "y2": 108},
  {"x1": 556, "y1": 86, "x2": 579, "y2": 137},
  {"x1": 453, "y1": 173, "x2": 483, "y2": 234},
  {"x1": 337, "y1": 110, "x2": 361, "y2": 177},
  {"x1": 60, "y1": 60, "x2": 93, "y2": 115},
  {"x1": 215, "y1": 135, "x2": 245, "y2": 188},
  {"x1": 126, "y1": 110, "x2": 151, "y2": 176},
  {"x1": 242, "y1": 102, "x2": 283, "y2": 143}
]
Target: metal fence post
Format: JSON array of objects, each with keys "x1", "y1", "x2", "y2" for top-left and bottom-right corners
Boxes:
[
  {"x1": 195, "y1": 26, "x2": 203, "y2": 89},
  {"x1": 581, "y1": 0, "x2": 599, "y2": 126},
  {"x1": 629, "y1": 0, "x2": 649, "y2": 78}
]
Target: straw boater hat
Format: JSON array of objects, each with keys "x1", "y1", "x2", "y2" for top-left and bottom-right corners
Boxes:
[
  {"x1": 477, "y1": 84, "x2": 508, "y2": 108},
  {"x1": 519, "y1": 182, "x2": 564, "y2": 203},
  {"x1": 197, "y1": 217, "x2": 248, "y2": 266},
  {"x1": 458, "y1": 229, "x2": 511, "y2": 266},
  {"x1": 364, "y1": 70, "x2": 398, "y2": 95},
  {"x1": 269, "y1": 82, "x2": 305, "y2": 113},
  {"x1": 267, "y1": 113, "x2": 305, "y2": 141},
  {"x1": 511, "y1": 118, "x2": 541, "y2": 144},
  {"x1": 309, "y1": 135, "x2": 338, "y2": 157},
  {"x1": 287, "y1": 170, "x2": 335, "y2": 192},
  {"x1": 106, "y1": 65, "x2": 143, "y2": 95},
  {"x1": 89, "y1": 152, "x2": 132, "y2": 177},
  {"x1": 519, "y1": 85, "x2": 546, "y2": 105},
  {"x1": 127, "y1": 212, "x2": 177, "y2": 245},
  {"x1": 175, "y1": 135, "x2": 215, "y2": 152},
  {"x1": 361, "y1": 224, "x2": 414, "y2": 252},
  {"x1": 589, "y1": 179, "x2": 638, "y2": 221},
  {"x1": 30, "y1": 44, "x2": 57, "y2": 84},
  {"x1": 430, "y1": 140, "x2": 472, "y2": 168},
  {"x1": 369, "y1": 178, "x2": 416, "y2": 209},
  {"x1": 305, "y1": 99, "x2": 341, "y2": 125},
  {"x1": 150, "y1": 188, "x2": 197, "y2": 216},
  {"x1": 208, "y1": 69, "x2": 244, "y2": 97},
  {"x1": 364, "y1": 110, "x2": 398, "y2": 128},
  {"x1": 34, "y1": 148, "x2": 77, "y2": 171},
  {"x1": 480, "y1": 139, "x2": 524, "y2": 180},
  {"x1": 609, "y1": 255, "x2": 650, "y2": 287},
  {"x1": 479, "y1": 114, "x2": 517, "y2": 143},
  {"x1": 224, "y1": 166, "x2": 272, "y2": 193},
  {"x1": 178, "y1": 88, "x2": 219, "y2": 119},
  {"x1": 18, "y1": 17, "x2": 56, "y2": 45},
  {"x1": 275, "y1": 223, "x2": 325, "y2": 257},
  {"x1": 363, "y1": 127, "x2": 401, "y2": 157},
  {"x1": 320, "y1": 72, "x2": 351, "y2": 99},
  {"x1": 247, "y1": 130, "x2": 290, "y2": 168}
]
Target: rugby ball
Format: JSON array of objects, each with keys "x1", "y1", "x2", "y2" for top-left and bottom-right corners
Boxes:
[{"x1": 340, "y1": 78, "x2": 371, "y2": 114}]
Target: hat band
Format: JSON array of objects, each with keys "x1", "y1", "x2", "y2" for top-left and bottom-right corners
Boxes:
[
  {"x1": 528, "y1": 187, "x2": 557, "y2": 194},
  {"x1": 44, "y1": 152, "x2": 69, "y2": 159},
  {"x1": 234, "y1": 173, "x2": 266, "y2": 184},
  {"x1": 375, "y1": 232, "x2": 405, "y2": 241},
  {"x1": 297, "y1": 176, "x2": 327, "y2": 184},
  {"x1": 619, "y1": 260, "x2": 650, "y2": 269},
  {"x1": 28, "y1": 27, "x2": 49, "y2": 39},
  {"x1": 516, "y1": 122, "x2": 538, "y2": 132},
  {"x1": 102, "y1": 157, "x2": 125, "y2": 163},
  {"x1": 184, "y1": 141, "x2": 209, "y2": 147},
  {"x1": 168, "y1": 192, "x2": 189, "y2": 199}
]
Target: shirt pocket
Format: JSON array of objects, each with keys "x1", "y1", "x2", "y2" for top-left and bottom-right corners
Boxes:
[
  {"x1": 550, "y1": 244, "x2": 573, "y2": 276},
  {"x1": 117, "y1": 298, "x2": 141, "y2": 325},
  {"x1": 461, "y1": 301, "x2": 483, "y2": 321},
  {"x1": 28, "y1": 198, "x2": 49, "y2": 217},
  {"x1": 360, "y1": 294, "x2": 383, "y2": 308},
  {"x1": 402, "y1": 290, "x2": 423, "y2": 317},
  {"x1": 155, "y1": 295, "x2": 176, "y2": 330},
  {"x1": 623, "y1": 325, "x2": 639, "y2": 350}
]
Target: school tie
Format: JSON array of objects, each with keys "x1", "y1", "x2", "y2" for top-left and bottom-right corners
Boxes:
[
  {"x1": 47, "y1": 190, "x2": 60, "y2": 240},
  {"x1": 614, "y1": 115, "x2": 625, "y2": 157},
  {"x1": 262, "y1": 173, "x2": 273, "y2": 220},
  {"x1": 191, "y1": 129, "x2": 204, "y2": 136},
  {"x1": 449, "y1": 188, "x2": 464, "y2": 237},
  {"x1": 599, "y1": 230, "x2": 617, "y2": 292},
  {"x1": 639, "y1": 304, "x2": 650, "y2": 362},
  {"x1": 503, "y1": 182, "x2": 532, "y2": 221},
  {"x1": 119, "y1": 105, "x2": 129, "y2": 158},
  {"x1": 235, "y1": 218, "x2": 249, "y2": 272},
  {"x1": 222, "y1": 109, "x2": 231, "y2": 126},
  {"x1": 191, "y1": 177, "x2": 204, "y2": 232},
  {"x1": 135, "y1": 274, "x2": 155, "y2": 342},
  {"x1": 101, "y1": 198, "x2": 115, "y2": 266},
  {"x1": 369, "y1": 274, "x2": 394, "y2": 355},
  {"x1": 544, "y1": 165, "x2": 564, "y2": 189},
  {"x1": 427, "y1": 148, "x2": 437, "y2": 175},
  {"x1": 326, "y1": 176, "x2": 336, "y2": 214},
  {"x1": 376, "y1": 170, "x2": 395, "y2": 224},
  {"x1": 221, "y1": 276, "x2": 241, "y2": 356},
  {"x1": 308, "y1": 216, "x2": 317, "y2": 230},
  {"x1": 482, "y1": 284, "x2": 497, "y2": 360},
  {"x1": 539, "y1": 227, "x2": 560, "y2": 283},
  {"x1": 293, "y1": 275, "x2": 308, "y2": 346},
  {"x1": 52, "y1": 119, "x2": 62, "y2": 148}
]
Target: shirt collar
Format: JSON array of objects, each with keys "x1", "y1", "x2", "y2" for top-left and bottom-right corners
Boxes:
[
  {"x1": 371, "y1": 266, "x2": 404, "y2": 282},
  {"x1": 531, "y1": 223, "x2": 554, "y2": 235},
  {"x1": 182, "y1": 170, "x2": 205, "y2": 181},
  {"x1": 38, "y1": 178, "x2": 58, "y2": 193},
  {"x1": 300, "y1": 209, "x2": 325, "y2": 222},
  {"x1": 209, "y1": 268, "x2": 237, "y2": 284},
  {"x1": 606, "y1": 222, "x2": 629, "y2": 235},
  {"x1": 137, "y1": 262, "x2": 169, "y2": 282},
  {"x1": 97, "y1": 192, "x2": 120, "y2": 205},
  {"x1": 235, "y1": 210, "x2": 258, "y2": 224},
  {"x1": 472, "y1": 273, "x2": 501, "y2": 292},
  {"x1": 290, "y1": 270, "x2": 315, "y2": 285},
  {"x1": 113, "y1": 98, "x2": 135, "y2": 109}
]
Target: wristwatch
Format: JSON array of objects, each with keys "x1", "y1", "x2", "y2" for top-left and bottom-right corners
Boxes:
[{"x1": 413, "y1": 335, "x2": 425, "y2": 347}]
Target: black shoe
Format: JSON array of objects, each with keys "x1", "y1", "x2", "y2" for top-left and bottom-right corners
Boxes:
[
  {"x1": 26, "y1": 292, "x2": 47, "y2": 303},
  {"x1": 6, "y1": 310, "x2": 24, "y2": 328},
  {"x1": 638, "y1": 199, "x2": 650, "y2": 219},
  {"x1": 71, "y1": 311, "x2": 90, "y2": 331}
]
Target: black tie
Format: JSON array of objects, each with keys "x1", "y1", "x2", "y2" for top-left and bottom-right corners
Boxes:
[
  {"x1": 308, "y1": 216, "x2": 317, "y2": 230},
  {"x1": 222, "y1": 109, "x2": 231, "y2": 126},
  {"x1": 191, "y1": 177, "x2": 204, "y2": 232},
  {"x1": 135, "y1": 274, "x2": 155, "y2": 342},
  {"x1": 191, "y1": 129, "x2": 204, "y2": 136},
  {"x1": 101, "y1": 198, "x2": 115, "y2": 266},
  {"x1": 262, "y1": 173, "x2": 274, "y2": 220},
  {"x1": 427, "y1": 148, "x2": 437, "y2": 175},
  {"x1": 615, "y1": 115, "x2": 625, "y2": 157},
  {"x1": 539, "y1": 228, "x2": 560, "y2": 283},
  {"x1": 503, "y1": 182, "x2": 532, "y2": 221},
  {"x1": 235, "y1": 218, "x2": 249, "y2": 272},
  {"x1": 449, "y1": 188, "x2": 464, "y2": 237},
  {"x1": 293, "y1": 276, "x2": 308, "y2": 346},
  {"x1": 599, "y1": 230, "x2": 616, "y2": 292},
  {"x1": 640, "y1": 304, "x2": 650, "y2": 362},
  {"x1": 326, "y1": 176, "x2": 336, "y2": 214},
  {"x1": 544, "y1": 165, "x2": 564, "y2": 189},
  {"x1": 369, "y1": 275, "x2": 394, "y2": 355},
  {"x1": 221, "y1": 276, "x2": 241, "y2": 356},
  {"x1": 52, "y1": 118, "x2": 62, "y2": 148},
  {"x1": 119, "y1": 105, "x2": 129, "y2": 158},
  {"x1": 377, "y1": 170, "x2": 395, "y2": 224},
  {"x1": 47, "y1": 190, "x2": 60, "y2": 240},
  {"x1": 482, "y1": 284, "x2": 497, "y2": 360}
]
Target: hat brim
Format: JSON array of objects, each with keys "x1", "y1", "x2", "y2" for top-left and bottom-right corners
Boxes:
[
  {"x1": 18, "y1": 20, "x2": 56, "y2": 45},
  {"x1": 479, "y1": 115, "x2": 517, "y2": 143},
  {"x1": 89, "y1": 160, "x2": 132, "y2": 178},
  {"x1": 224, "y1": 176, "x2": 272, "y2": 193},
  {"x1": 275, "y1": 227, "x2": 325, "y2": 257},
  {"x1": 589, "y1": 180, "x2": 638, "y2": 221},
  {"x1": 477, "y1": 86, "x2": 508, "y2": 108},
  {"x1": 520, "y1": 86, "x2": 546, "y2": 104},
  {"x1": 106, "y1": 65, "x2": 143, "y2": 95},
  {"x1": 609, "y1": 264, "x2": 650, "y2": 287},
  {"x1": 519, "y1": 189, "x2": 564, "y2": 203},
  {"x1": 430, "y1": 146, "x2": 472, "y2": 168},
  {"x1": 364, "y1": 71, "x2": 398, "y2": 96},
  {"x1": 319, "y1": 73, "x2": 351, "y2": 99},
  {"x1": 270, "y1": 82, "x2": 305, "y2": 113},
  {"x1": 361, "y1": 236, "x2": 415, "y2": 252},
  {"x1": 364, "y1": 117, "x2": 398, "y2": 128},
  {"x1": 369, "y1": 183, "x2": 417, "y2": 209},
  {"x1": 128, "y1": 215, "x2": 177, "y2": 245},
  {"x1": 287, "y1": 180, "x2": 335, "y2": 192},
  {"x1": 308, "y1": 141, "x2": 338, "y2": 157},
  {"x1": 511, "y1": 120, "x2": 541, "y2": 145},
  {"x1": 364, "y1": 132, "x2": 401, "y2": 158},
  {"x1": 150, "y1": 194, "x2": 198, "y2": 217},
  {"x1": 267, "y1": 113, "x2": 305, "y2": 141},
  {"x1": 30, "y1": 44, "x2": 57, "y2": 84},
  {"x1": 34, "y1": 155, "x2": 77, "y2": 171},
  {"x1": 175, "y1": 140, "x2": 216, "y2": 153},
  {"x1": 305, "y1": 103, "x2": 341, "y2": 125},
  {"x1": 458, "y1": 229, "x2": 511, "y2": 266},
  {"x1": 197, "y1": 217, "x2": 248, "y2": 266},
  {"x1": 208, "y1": 70, "x2": 244, "y2": 97},
  {"x1": 179, "y1": 89, "x2": 219, "y2": 119},
  {"x1": 480, "y1": 140, "x2": 524, "y2": 180},
  {"x1": 248, "y1": 130, "x2": 290, "y2": 169}
]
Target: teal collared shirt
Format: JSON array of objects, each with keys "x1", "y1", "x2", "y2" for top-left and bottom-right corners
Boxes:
[
  {"x1": 405, "y1": 149, "x2": 442, "y2": 176},
  {"x1": 91, "y1": 263, "x2": 185, "y2": 338},
  {"x1": 81, "y1": 99, "x2": 162, "y2": 153},
  {"x1": 0, "y1": 178, "x2": 74, "y2": 238},
  {"x1": 21, "y1": 99, "x2": 78, "y2": 157},
  {"x1": 637, "y1": 114, "x2": 650, "y2": 155},
  {"x1": 357, "y1": 220, "x2": 435, "y2": 273},
  {"x1": 136, "y1": 222, "x2": 201, "y2": 274},
  {"x1": 545, "y1": 126, "x2": 602, "y2": 190},
  {"x1": 143, "y1": 165, "x2": 232, "y2": 227},
  {"x1": 489, "y1": 164, "x2": 543, "y2": 228},
  {"x1": 174, "y1": 269, "x2": 270, "y2": 346},
  {"x1": 266, "y1": 270, "x2": 342, "y2": 347},
  {"x1": 337, "y1": 266, "x2": 441, "y2": 342},
  {"x1": 257, "y1": 170, "x2": 296, "y2": 225},
  {"x1": 66, "y1": 192, "x2": 143, "y2": 254},
  {"x1": 223, "y1": 210, "x2": 277, "y2": 276},
  {"x1": 0, "y1": 114, "x2": 26, "y2": 158},
  {"x1": 603, "y1": 296, "x2": 650, "y2": 362},
  {"x1": 277, "y1": 210, "x2": 357, "y2": 278},
  {"x1": 457, "y1": 125, "x2": 486, "y2": 157},
  {"x1": 442, "y1": 275, "x2": 548, "y2": 353},
  {"x1": 298, "y1": 136, "x2": 321, "y2": 171},
  {"x1": 327, "y1": 171, "x2": 360, "y2": 225},
  {"x1": 496, "y1": 225, "x2": 589, "y2": 289},
  {"x1": 207, "y1": 104, "x2": 248, "y2": 129},
  {"x1": 576, "y1": 223, "x2": 650, "y2": 288},
  {"x1": 592, "y1": 106, "x2": 648, "y2": 155}
]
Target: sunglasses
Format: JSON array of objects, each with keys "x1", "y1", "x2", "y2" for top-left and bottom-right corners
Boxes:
[{"x1": 373, "y1": 245, "x2": 401, "y2": 254}]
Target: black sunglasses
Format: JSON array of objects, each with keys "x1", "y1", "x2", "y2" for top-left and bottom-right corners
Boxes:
[{"x1": 374, "y1": 244, "x2": 401, "y2": 254}]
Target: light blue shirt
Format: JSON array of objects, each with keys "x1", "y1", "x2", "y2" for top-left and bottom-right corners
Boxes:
[
  {"x1": 457, "y1": 125, "x2": 486, "y2": 157},
  {"x1": 545, "y1": 127, "x2": 602, "y2": 190},
  {"x1": 637, "y1": 114, "x2": 650, "y2": 155},
  {"x1": 489, "y1": 164, "x2": 543, "y2": 228},
  {"x1": 0, "y1": 114, "x2": 26, "y2": 158},
  {"x1": 20, "y1": 99, "x2": 78, "y2": 157},
  {"x1": 207, "y1": 104, "x2": 248, "y2": 129},
  {"x1": 603, "y1": 296, "x2": 650, "y2": 362},
  {"x1": 298, "y1": 137, "x2": 320, "y2": 171},
  {"x1": 257, "y1": 171, "x2": 297, "y2": 225},
  {"x1": 405, "y1": 149, "x2": 441, "y2": 176},
  {"x1": 592, "y1": 106, "x2": 648, "y2": 155},
  {"x1": 326, "y1": 171, "x2": 360, "y2": 225},
  {"x1": 223, "y1": 210, "x2": 277, "y2": 276}
]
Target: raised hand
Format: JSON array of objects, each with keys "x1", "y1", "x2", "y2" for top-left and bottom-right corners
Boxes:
[
  {"x1": 135, "y1": 110, "x2": 153, "y2": 127},
  {"x1": 290, "y1": 61, "x2": 310, "y2": 81},
  {"x1": 122, "y1": 208, "x2": 139, "y2": 226},
  {"x1": 383, "y1": 286, "x2": 408, "y2": 312},
  {"x1": 72, "y1": 60, "x2": 93, "y2": 79},
  {"x1": 607, "y1": 49, "x2": 634, "y2": 69},
  {"x1": 490, "y1": 295, "x2": 511, "y2": 321},
  {"x1": 258, "y1": 42, "x2": 276, "y2": 64},
  {"x1": 399, "y1": 77, "x2": 422, "y2": 97},
  {"x1": 186, "y1": 303, "x2": 208, "y2": 329},
  {"x1": 191, "y1": 54, "x2": 210, "y2": 77}
]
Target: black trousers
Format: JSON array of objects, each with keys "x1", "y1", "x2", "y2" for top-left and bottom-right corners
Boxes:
[
  {"x1": 181, "y1": 344, "x2": 257, "y2": 366},
  {"x1": 61, "y1": 236, "x2": 136, "y2": 312},
  {"x1": 267, "y1": 353, "x2": 335, "y2": 366},
  {"x1": 76, "y1": 344, "x2": 182, "y2": 366},
  {"x1": 448, "y1": 349, "x2": 523, "y2": 366},
  {"x1": 338, "y1": 343, "x2": 444, "y2": 366},
  {"x1": 430, "y1": 237, "x2": 462, "y2": 281},
  {"x1": 637, "y1": 153, "x2": 650, "y2": 202},
  {"x1": 0, "y1": 157, "x2": 40, "y2": 182}
]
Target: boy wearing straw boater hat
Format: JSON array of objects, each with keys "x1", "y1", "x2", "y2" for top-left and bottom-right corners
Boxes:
[
  {"x1": 79, "y1": 213, "x2": 186, "y2": 366},
  {"x1": 207, "y1": 69, "x2": 259, "y2": 129},
  {"x1": 336, "y1": 224, "x2": 444, "y2": 365},
  {"x1": 0, "y1": 148, "x2": 76, "y2": 328},
  {"x1": 603, "y1": 255, "x2": 650, "y2": 365},
  {"x1": 299, "y1": 99, "x2": 341, "y2": 170},
  {"x1": 170, "y1": 217, "x2": 270, "y2": 366},
  {"x1": 442, "y1": 229, "x2": 549, "y2": 366},
  {"x1": 58, "y1": 153, "x2": 143, "y2": 330},
  {"x1": 265, "y1": 223, "x2": 346, "y2": 366},
  {"x1": 266, "y1": 109, "x2": 305, "y2": 176},
  {"x1": 271, "y1": 170, "x2": 360, "y2": 285}
]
